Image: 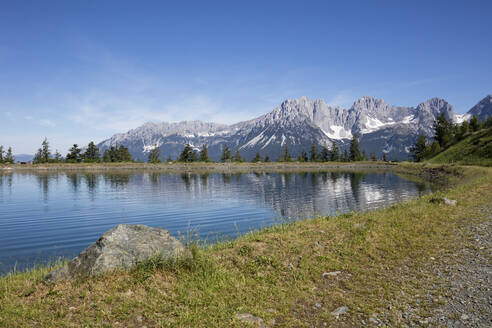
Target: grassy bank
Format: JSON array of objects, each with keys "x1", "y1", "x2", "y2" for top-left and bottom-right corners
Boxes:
[
  {"x1": 0, "y1": 164, "x2": 490, "y2": 327},
  {"x1": 428, "y1": 126, "x2": 492, "y2": 166},
  {"x1": 0, "y1": 161, "x2": 398, "y2": 174}
]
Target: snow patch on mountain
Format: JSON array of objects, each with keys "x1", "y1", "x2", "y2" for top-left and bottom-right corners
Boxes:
[
  {"x1": 241, "y1": 130, "x2": 266, "y2": 149},
  {"x1": 322, "y1": 126, "x2": 352, "y2": 139},
  {"x1": 361, "y1": 117, "x2": 397, "y2": 134},
  {"x1": 454, "y1": 113, "x2": 471, "y2": 124}
]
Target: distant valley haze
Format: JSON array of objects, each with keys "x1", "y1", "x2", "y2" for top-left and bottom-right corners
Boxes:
[{"x1": 0, "y1": 0, "x2": 491, "y2": 156}]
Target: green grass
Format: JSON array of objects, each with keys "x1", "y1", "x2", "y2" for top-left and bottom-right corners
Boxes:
[
  {"x1": 428, "y1": 126, "x2": 492, "y2": 166},
  {"x1": 0, "y1": 164, "x2": 491, "y2": 327}
]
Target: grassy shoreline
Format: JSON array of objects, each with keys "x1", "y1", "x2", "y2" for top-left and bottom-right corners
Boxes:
[
  {"x1": 0, "y1": 161, "x2": 398, "y2": 173},
  {"x1": 0, "y1": 164, "x2": 490, "y2": 327}
]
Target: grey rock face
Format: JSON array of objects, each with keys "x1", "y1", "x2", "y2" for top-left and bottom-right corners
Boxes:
[
  {"x1": 467, "y1": 94, "x2": 492, "y2": 121},
  {"x1": 97, "y1": 95, "x2": 492, "y2": 162},
  {"x1": 46, "y1": 224, "x2": 188, "y2": 282}
]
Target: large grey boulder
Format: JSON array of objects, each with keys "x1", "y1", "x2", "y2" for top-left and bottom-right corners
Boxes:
[{"x1": 46, "y1": 224, "x2": 188, "y2": 282}]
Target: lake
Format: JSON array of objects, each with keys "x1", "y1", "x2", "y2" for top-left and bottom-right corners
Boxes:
[{"x1": 0, "y1": 170, "x2": 431, "y2": 274}]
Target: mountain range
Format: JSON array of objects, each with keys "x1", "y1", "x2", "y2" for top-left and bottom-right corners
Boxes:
[{"x1": 98, "y1": 95, "x2": 492, "y2": 162}]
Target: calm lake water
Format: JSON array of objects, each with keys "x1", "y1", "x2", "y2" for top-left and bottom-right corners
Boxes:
[{"x1": 0, "y1": 170, "x2": 431, "y2": 274}]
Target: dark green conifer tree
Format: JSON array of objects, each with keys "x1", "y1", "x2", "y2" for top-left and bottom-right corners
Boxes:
[
  {"x1": 84, "y1": 141, "x2": 100, "y2": 162},
  {"x1": 221, "y1": 145, "x2": 232, "y2": 162},
  {"x1": 233, "y1": 149, "x2": 243, "y2": 162},
  {"x1": 349, "y1": 134, "x2": 361, "y2": 161},
  {"x1": 433, "y1": 113, "x2": 454, "y2": 148},
  {"x1": 410, "y1": 134, "x2": 428, "y2": 162},
  {"x1": 54, "y1": 150, "x2": 63, "y2": 162},
  {"x1": 299, "y1": 149, "x2": 308, "y2": 162},
  {"x1": 117, "y1": 146, "x2": 132, "y2": 162},
  {"x1": 278, "y1": 145, "x2": 292, "y2": 162},
  {"x1": 199, "y1": 144, "x2": 211, "y2": 162},
  {"x1": 66, "y1": 144, "x2": 82, "y2": 163},
  {"x1": 461, "y1": 120, "x2": 470, "y2": 134},
  {"x1": 320, "y1": 146, "x2": 329, "y2": 162},
  {"x1": 330, "y1": 142, "x2": 339, "y2": 161},
  {"x1": 148, "y1": 146, "x2": 161, "y2": 163},
  {"x1": 179, "y1": 144, "x2": 195, "y2": 162},
  {"x1": 469, "y1": 115, "x2": 480, "y2": 131},
  {"x1": 309, "y1": 141, "x2": 318, "y2": 162},
  {"x1": 252, "y1": 152, "x2": 262, "y2": 163},
  {"x1": 5, "y1": 147, "x2": 14, "y2": 164},
  {"x1": 361, "y1": 150, "x2": 367, "y2": 161},
  {"x1": 264, "y1": 154, "x2": 270, "y2": 162},
  {"x1": 342, "y1": 149, "x2": 349, "y2": 162},
  {"x1": 102, "y1": 149, "x2": 112, "y2": 162}
]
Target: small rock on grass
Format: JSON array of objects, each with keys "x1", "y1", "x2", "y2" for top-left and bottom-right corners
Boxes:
[
  {"x1": 322, "y1": 271, "x2": 341, "y2": 278},
  {"x1": 331, "y1": 306, "x2": 349, "y2": 317},
  {"x1": 235, "y1": 313, "x2": 267, "y2": 328},
  {"x1": 443, "y1": 198, "x2": 457, "y2": 206}
]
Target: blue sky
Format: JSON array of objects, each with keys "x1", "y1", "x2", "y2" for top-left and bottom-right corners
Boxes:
[{"x1": 1, "y1": 0, "x2": 491, "y2": 154}]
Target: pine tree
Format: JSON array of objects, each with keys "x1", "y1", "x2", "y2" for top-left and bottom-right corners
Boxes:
[
  {"x1": 41, "y1": 138, "x2": 51, "y2": 163},
  {"x1": 349, "y1": 134, "x2": 361, "y2": 161},
  {"x1": 361, "y1": 150, "x2": 367, "y2": 161},
  {"x1": 233, "y1": 149, "x2": 243, "y2": 162},
  {"x1": 382, "y1": 153, "x2": 388, "y2": 162},
  {"x1": 461, "y1": 120, "x2": 470, "y2": 135},
  {"x1": 54, "y1": 150, "x2": 63, "y2": 162},
  {"x1": 33, "y1": 148, "x2": 43, "y2": 164},
  {"x1": 84, "y1": 141, "x2": 100, "y2": 162},
  {"x1": 66, "y1": 144, "x2": 82, "y2": 163},
  {"x1": 433, "y1": 113, "x2": 454, "y2": 148},
  {"x1": 299, "y1": 149, "x2": 308, "y2": 162},
  {"x1": 0, "y1": 146, "x2": 4, "y2": 163},
  {"x1": 5, "y1": 147, "x2": 14, "y2": 164},
  {"x1": 309, "y1": 141, "x2": 318, "y2": 162},
  {"x1": 454, "y1": 124, "x2": 464, "y2": 141},
  {"x1": 342, "y1": 149, "x2": 349, "y2": 162},
  {"x1": 252, "y1": 152, "x2": 262, "y2": 163},
  {"x1": 410, "y1": 134, "x2": 428, "y2": 162},
  {"x1": 102, "y1": 149, "x2": 112, "y2": 162},
  {"x1": 117, "y1": 146, "x2": 132, "y2": 162},
  {"x1": 179, "y1": 144, "x2": 195, "y2": 162},
  {"x1": 199, "y1": 144, "x2": 211, "y2": 162},
  {"x1": 148, "y1": 145, "x2": 161, "y2": 163},
  {"x1": 469, "y1": 115, "x2": 480, "y2": 131},
  {"x1": 221, "y1": 145, "x2": 232, "y2": 162},
  {"x1": 429, "y1": 141, "x2": 441, "y2": 157},
  {"x1": 264, "y1": 155, "x2": 270, "y2": 162},
  {"x1": 330, "y1": 142, "x2": 339, "y2": 161},
  {"x1": 278, "y1": 145, "x2": 291, "y2": 162},
  {"x1": 320, "y1": 146, "x2": 329, "y2": 162}
]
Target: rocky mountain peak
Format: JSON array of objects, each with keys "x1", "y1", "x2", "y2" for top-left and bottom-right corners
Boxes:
[
  {"x1": 467, "y1": 95, "x2": 492, "y2": 121},
  {"x1": 416, "y1": 97, "x2": 454, "y2": 119},
  {"x1": 97, "y1": 95, "x2": 491, "y2": 162}
]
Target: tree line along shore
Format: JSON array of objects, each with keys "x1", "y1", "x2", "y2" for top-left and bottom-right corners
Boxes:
[{"x1": 1, "y1": 113, "x2": 490, "y2": 166}]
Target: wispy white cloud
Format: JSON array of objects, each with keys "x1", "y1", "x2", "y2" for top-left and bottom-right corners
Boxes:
[
  {"x1": 24, "y1": 115, "x2": 33, "y2": 120},
  {"x1": 39, "y1": 119, "x2": 56, "y2": 127}
]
